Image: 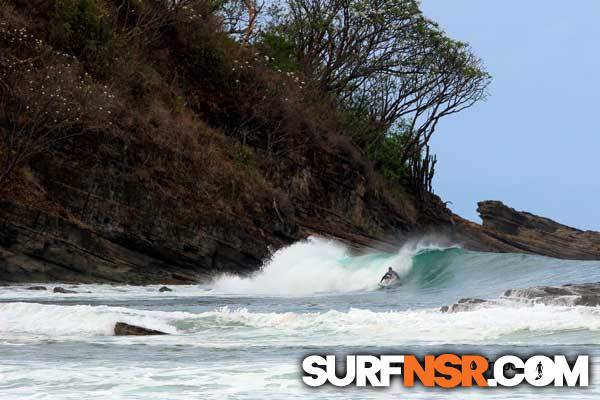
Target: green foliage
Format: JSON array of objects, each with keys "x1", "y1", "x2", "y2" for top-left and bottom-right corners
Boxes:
[
  {"x1": 225, "y1": 141, "x2": 260, "y2": 179},
  {"x1": 258, "y1": 0, "x2": 490, "y2": 193},
  {"x1": 230, "y1": 142, "x2": 255, "y2": 165},
  {"x1": 206, "y1": 0, "x2": 232, "y2": 14},
  {"x1": 256, "y1": 32, "x2": 299, "y2": 73},
  {"x1": 173, "y1": 96, "x2": 186, "y2": 114},
  {"x1": 337, "y1": 106, "x2": 410, "y2": 185},
  {"x1": 49, "y1": 0, "x2": 112, "y2": 53},
  {"x1": 368, "y1": 133, "x2": 410, "y2": 185},
  {"x1": 178, "y1": 17, "x2": 236, "y2": 85}
]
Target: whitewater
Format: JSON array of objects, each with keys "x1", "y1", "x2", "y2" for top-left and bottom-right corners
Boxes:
[{"x1": 1, "y1": 236, "x2": 600, "y2": 399}]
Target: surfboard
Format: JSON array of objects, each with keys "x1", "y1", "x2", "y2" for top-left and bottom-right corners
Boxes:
[{"x1": 378, "y1": 275, "x2": 399, "y2": 289}]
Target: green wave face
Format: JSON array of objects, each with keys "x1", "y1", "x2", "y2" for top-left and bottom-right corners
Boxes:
[
  {"x1": 405, "y1": 247, "x2": 465, "y2": 288},
  {"x1": 365, "y1": 246, "x2": 600, "y2": 308}
]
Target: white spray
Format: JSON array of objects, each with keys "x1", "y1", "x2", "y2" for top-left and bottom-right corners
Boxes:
[{"x1": 211, "y1": 236, "x2": 442, "y2": 296}]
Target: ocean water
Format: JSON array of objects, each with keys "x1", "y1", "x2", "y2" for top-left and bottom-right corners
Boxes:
[{"x1": 1, "y1": 236, "x2": 599, "y2": 399}]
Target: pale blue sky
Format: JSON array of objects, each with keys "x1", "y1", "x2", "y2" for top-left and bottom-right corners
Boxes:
[{"x1": 420, "y1": 0, "x2": 600, "y2": 230}]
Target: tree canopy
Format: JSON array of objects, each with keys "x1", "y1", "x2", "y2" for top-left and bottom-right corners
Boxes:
[
  {"x1": 236, "y1": 0, "x2": 491, "y2": 194},
  {"x1": 269, "y1": 0, "x2": 490, "y2": 162}
]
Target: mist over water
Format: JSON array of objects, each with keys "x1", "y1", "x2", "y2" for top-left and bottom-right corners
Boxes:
[{"x1": 2, "y1": 236, "x2": 600, "y2": 399}]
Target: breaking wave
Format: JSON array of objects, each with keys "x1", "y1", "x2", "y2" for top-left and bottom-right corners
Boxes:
[{"x1": 211, "y1": 236, "x2": 455, "y2": 296}]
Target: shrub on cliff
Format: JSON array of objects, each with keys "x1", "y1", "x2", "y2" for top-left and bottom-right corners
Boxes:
[
  {"x1": 0, "y1": 20, "x2": 116, "y2": 186},
  {"x1": 49, "y1": 0, "x2": 112, "y2": 52}
]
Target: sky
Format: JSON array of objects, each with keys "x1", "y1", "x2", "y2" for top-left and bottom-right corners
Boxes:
[{"x1": 419, "y1": 0, "x2": 600, "y2": 230}]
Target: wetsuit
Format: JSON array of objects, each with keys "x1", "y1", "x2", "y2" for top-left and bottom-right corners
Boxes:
[{"x1": 381, "y1": 270, "x2": 399, "y2": 283}]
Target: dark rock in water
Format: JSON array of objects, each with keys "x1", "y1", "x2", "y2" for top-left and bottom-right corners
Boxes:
[
  {"x1": 53, "y1": 286, "x2": 78, "y2": 294},
  {"x1": 114, "y1": 322, "x2": 168, "y2": 336},
  {"x1": 26, "y1": 286, "x2": 47, "y2": 290},
  {"x1": 576, "y1": 295, "x2": 600, "y2": 307},
  {"x1": 503, "y1": 282, "x2": 600, "y2": 306},
  {"x1": 159, "y1": 286, "x2": 172, "y2": 292},
  {"x1": 441, "y1": 298, "x2": 489, "y2": 313},
  {"x1": 458, "y1": 297, "x2": 486, "y2": 304}
]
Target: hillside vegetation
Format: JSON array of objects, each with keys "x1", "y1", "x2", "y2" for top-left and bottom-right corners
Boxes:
[{"x1": 0, "y1": 1, "x2": 490, "y2": 283}]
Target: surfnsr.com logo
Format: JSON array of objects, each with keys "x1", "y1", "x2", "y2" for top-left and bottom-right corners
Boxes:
[{"x1": 302, "y1": 354, "x2": 589, "y2": 388}]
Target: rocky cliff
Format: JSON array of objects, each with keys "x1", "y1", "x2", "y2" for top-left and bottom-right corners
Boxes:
[
  {"x1": 3, "y1": 157, "x2": 600, "y2": 284},
  {"x1": 3, "y1": 185, "x2": 599, "y2": 284},
  {"x1": 0, "y1": 131, "x2": 426, "y2": 284}
]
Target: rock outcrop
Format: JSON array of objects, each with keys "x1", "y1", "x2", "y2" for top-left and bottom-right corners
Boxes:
[
  {"x1": 114, "y1": 322, "x2": 168, "y2": 336},
  {"x1": 158, "y1": 286, "x2": 172, "y2": 292},
  {"x1": 451, "y1": 201, "x2": 600, "y2": 260},
  {"x1": 53, "y1": 287, "x2": 78, "y2": 294},
  {"x1": 26, "y1": 286, "x2": 47, "y2": 290},
  {"x1": 440, "y1": 298, "x2": 489, "y2": 313},
  {"x1": 504, "y1": 282, "x2": 600, "y2": 306},
  {"x1": 441, "y1": 282, "x2": 600, "y2": 313}
]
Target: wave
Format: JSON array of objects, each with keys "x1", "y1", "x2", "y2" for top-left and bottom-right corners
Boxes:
[
  {"x1": 192, "y1": 303, "x2": 600, "y2": 345},
  {"x1": 2, "y1": 301, "x2": 599, "y2": 345},
  {"x1": 212, "y1": 235, "x2": 600, "y2": 300},
  {"x1": 0, "y1": 302, "x2": 184, "y2": 337},
  {"x1": 211, "y1": 236, "x2": 456, "y2": 296}
]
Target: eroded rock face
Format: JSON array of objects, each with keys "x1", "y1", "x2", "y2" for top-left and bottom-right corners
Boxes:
[
  {"x1": 0, "y1": 130, "x2": 418, "y2": 285},
  {"x1": 450, "y1": 201, "x2": 600, "y2": 260},
  {"x1": 504, "y1": 282, "x2": 600, "y2": 306},
  {"x1": 114, "y1": 322, "x2": 168, "y2": 336},
  {"x1": 478, "y1": 201, "x2": 570, "y2": 235},
  {"x1": 477, "y1": 201, "x2": 600, "y2": 259}
]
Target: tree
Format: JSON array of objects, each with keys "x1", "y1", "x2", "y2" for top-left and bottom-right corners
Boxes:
[
  {"x1": 112, "y1": 0, "x2": 197, "y2": 45},
  {"x1": 217, "y1": 0, "x2": 265, "y2": 43},
  {"x1": 282, "y1": 0, "x2": 428, "y2": 94},
  {"x1": 354, "y1": 36, "x2": 490, "y2": 164},
  {"x1": 266, "y1": 0, "x2": 490, "y2": 186}
]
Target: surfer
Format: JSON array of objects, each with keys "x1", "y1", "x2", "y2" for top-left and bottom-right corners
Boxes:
[
  {"x1": 380, "y1": 267, "x2": 399, "y2": 284},
  {"x1": 535, "y1": 361, "x2": 543, "y2": 380}
]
